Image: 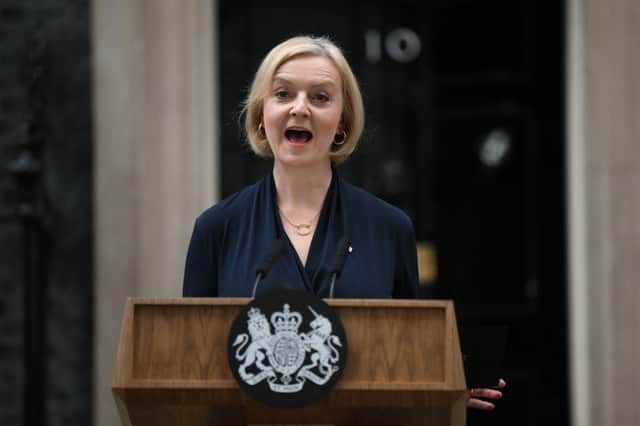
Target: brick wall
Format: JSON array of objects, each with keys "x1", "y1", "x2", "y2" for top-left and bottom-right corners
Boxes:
[{"x1": 0, "y1": 1, "x2": 92, "y2": 425}]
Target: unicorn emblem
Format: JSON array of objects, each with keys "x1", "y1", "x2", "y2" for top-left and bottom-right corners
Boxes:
[{"x1": 299, "y1": 307, "x2": 342, "y2": 384}]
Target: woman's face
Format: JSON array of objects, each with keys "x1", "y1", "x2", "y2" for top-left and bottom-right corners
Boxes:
[{"x1": 262, "y1": 55, "x2": 343, "y2": 169}]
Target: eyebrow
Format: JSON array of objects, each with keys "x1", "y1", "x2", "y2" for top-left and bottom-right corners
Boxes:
[{"x1": 272, "y1": 77, "x2": 338, "y2": 88}]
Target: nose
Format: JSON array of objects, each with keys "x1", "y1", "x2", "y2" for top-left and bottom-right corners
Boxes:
[{"x1": 289, "y1": 93, "x2": 310, "y2": 117}]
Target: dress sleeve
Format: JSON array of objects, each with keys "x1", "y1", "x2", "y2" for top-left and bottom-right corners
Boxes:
[
  {"x1": 392, "y1": 216, "x2": 420, "y2": 299},
  {"x1": 182, "y1": 218, "x2": 217, "y2": 296}
]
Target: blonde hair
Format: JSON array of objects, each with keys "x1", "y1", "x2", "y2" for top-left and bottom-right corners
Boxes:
[{"x1": 242, "y1": 36, "x2": 365, "y2": 164}]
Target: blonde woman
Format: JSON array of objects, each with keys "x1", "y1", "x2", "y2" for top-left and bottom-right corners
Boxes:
[{"x1": 183, "y1": 35, "x2": 505, "y2": 410}]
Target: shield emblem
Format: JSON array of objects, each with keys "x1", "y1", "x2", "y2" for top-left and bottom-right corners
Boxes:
[{"x1": 227, "y1": 289, "x2": 348, "y2": 408}]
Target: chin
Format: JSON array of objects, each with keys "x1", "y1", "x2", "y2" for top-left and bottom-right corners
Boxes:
[{"x1": 275, "y1": 153, "x2": 330, "y2": 169}]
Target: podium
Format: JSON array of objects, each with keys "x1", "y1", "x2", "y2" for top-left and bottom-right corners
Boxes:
[{"x1": 113, "y1": 298, "x2": 467, "y2": 425}]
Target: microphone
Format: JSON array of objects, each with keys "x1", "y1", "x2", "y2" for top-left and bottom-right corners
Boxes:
[
  {"x1": 328, "y1": 237, "x2": 350, "y2": 298},
  {"x1": 251, "y1": 239, "x2": 285, "y2": 298}
]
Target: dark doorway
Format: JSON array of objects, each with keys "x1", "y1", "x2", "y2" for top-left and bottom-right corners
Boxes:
[{"x1": 218, "y1": 1, "x2": 567, "y2": 424}]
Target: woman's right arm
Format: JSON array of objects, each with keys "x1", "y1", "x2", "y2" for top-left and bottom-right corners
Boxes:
[{"x1": 182, "y1": 218, "x2": 217, "y2": 296}]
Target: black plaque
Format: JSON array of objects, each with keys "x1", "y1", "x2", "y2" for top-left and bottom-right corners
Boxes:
[{"x1": 228, "y1": 289, "x2": 348, "y2": 408}]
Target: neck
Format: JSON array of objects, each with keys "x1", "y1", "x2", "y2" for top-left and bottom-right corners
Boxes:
[{"x1": 273, "y1": 161, "x2": 332, "y2": 210}]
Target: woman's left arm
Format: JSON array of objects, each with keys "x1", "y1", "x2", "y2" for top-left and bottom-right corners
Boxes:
[
  {"x1": 392, "y1": 214, "x2": 420, "y2": 299},
  {"x1": 392, "y1": 210, "x2": 506, "y2": 411}
]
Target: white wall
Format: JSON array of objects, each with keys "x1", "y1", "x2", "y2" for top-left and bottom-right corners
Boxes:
[
  {"x1": 92, "y1": 1, "x2": 218, "y2": 425},
  {"x1": 568, "y1": 1, "x2": 640, "y2": 425}
]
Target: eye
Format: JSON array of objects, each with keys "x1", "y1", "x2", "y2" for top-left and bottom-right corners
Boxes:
[
  {"x1": 312, "y1": 93, "x2": 330, "y2": 103},
  {"x1": 274, "y1": 90, "x2": 290, "y2": 100}
]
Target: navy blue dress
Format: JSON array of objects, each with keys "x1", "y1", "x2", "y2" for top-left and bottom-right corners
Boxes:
[{"x1": 182, "y1": 172, "x2": 419, "y2": 298}]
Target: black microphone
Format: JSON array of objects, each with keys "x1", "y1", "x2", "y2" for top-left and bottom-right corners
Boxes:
[
  {"x1": 328, "y1": 237, "x2": 350, "y2": 298},
  {"x1": 251, "y1": 239, "x2": 285, "y2": 297}
]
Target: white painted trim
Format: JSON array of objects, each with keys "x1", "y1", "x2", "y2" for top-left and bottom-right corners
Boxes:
[{"x1": 566, "y1": 0, "x2": 590, "y2": 425}]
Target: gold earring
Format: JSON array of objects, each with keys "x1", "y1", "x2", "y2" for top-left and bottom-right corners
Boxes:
[{"x1": 333, "y1": 130, "x2": 347, "y2": 146}]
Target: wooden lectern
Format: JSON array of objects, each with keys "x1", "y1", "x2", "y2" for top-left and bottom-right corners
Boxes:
[{"x1": 113, "y1": 298, "x2": 467, "y2": 425}]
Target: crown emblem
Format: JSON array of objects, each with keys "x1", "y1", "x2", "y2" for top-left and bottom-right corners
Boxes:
[{"x1": 270, "y1": 304, "x2": 302, "y2": 333}]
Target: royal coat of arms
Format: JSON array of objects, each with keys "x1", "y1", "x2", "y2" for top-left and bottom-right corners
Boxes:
[{"x1": 231, "y1": 303, "x2": 343, "y2": 393}]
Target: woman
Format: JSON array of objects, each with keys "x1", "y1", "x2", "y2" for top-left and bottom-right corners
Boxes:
[{"x1": 183, "y1": 35, "x2": 505, "y2": 410}]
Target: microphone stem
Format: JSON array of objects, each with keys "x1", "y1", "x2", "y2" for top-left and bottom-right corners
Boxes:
[
  {"x1": 328, "y1": 273, "x2": 337, "y2": 299},
  {"x1": 251, "y1": 273, "x2": 263, "y2": 298}
]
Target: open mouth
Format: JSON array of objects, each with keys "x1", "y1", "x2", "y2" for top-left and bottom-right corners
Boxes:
[{"x1": 285, "y1": 128, "x2": 313, "y2": 144}]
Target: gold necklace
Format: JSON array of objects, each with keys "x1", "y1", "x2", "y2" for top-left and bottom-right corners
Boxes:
[{"x1": 279, "y1": 207, "x2": 321, "y2": 236}]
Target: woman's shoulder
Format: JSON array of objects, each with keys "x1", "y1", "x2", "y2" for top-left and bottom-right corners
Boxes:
[
  {"x1": 195, "y1": 177, "x2": 266, "y2": 231},
  {"x1": 339, "y1": 177, "x2": 414, "y2": 232}
]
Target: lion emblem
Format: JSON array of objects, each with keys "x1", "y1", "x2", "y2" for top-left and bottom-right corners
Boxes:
[{"x1": 232, "y1": 308, "x2": 273, "y2": 382}]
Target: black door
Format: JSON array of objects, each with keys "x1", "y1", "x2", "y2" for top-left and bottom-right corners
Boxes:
[{"x1": 219, "y1": 1, "x2": 567, "y2": 424}]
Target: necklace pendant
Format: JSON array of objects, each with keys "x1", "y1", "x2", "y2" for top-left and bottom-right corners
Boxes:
[{"x1": 295, "y1": 224, "x2": 312, "y2": 236}]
